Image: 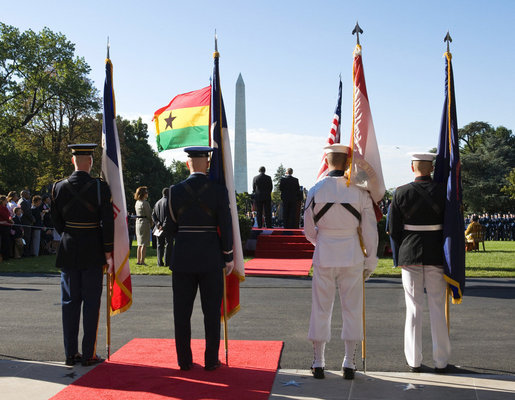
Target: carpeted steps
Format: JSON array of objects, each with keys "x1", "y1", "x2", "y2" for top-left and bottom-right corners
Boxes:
[{"x1": 244, "y1": 228, "x2": 314, "y2": 276}]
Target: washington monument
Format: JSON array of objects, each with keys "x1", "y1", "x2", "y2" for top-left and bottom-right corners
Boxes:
[{"x1": 234, "y1": 73, "x2": 247, "y2": 193}]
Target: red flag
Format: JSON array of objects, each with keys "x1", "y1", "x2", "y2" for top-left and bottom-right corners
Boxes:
[
  {"x1": 347, "y1": 44, "x2": 385, "y2": 209},
  {"x1": 317, "y1": 78, "x2": 342, "y2": 181}
]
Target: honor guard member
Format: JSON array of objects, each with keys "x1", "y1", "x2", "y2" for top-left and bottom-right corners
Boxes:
[
  {"x1": 304, "y1": 144, "x2": 378, "y2": 380},
  {"x1": 165, "y1": 146, "x2": 234, "y2": 371},
  {"x1": 388, "y1": 152, "x2": 451, "y2": 373},
  {"x1": 51, "y1": 144, "x2": 114, "y2": 367}
]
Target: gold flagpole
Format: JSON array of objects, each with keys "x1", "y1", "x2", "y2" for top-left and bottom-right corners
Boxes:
[
  {"x1": 445, "y1": 286, "x2": 450, "y2": 334},
  {"x1": 106, "y1": 269, "x2": 112, "y2": 360},
  {"x1": 222, "y1": 268, "x2": 229, "y2": 365},
  {"x1": 362, "y1": 274, "x2": 366, "y2": 373}
]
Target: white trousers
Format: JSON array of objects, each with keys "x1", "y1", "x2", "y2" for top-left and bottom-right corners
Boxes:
[
  {"x1": 308, "y1": 265, "x2": 363, "y2": 343},
  {"x1": 401, "y1": 265, "x2": 451, "y2": 368}
]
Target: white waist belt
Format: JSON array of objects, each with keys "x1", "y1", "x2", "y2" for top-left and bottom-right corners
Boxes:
[
  {"x1": 404, "y1": 224, "x2": 443, "y2": 231},
  {"x1": 317, "y1": 228, "x2": 356, "y2": 238}
]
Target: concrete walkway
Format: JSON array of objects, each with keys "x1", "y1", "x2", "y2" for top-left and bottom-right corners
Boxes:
[{"x1": 1, "y1": 360, "x2": 515, "y2": 400}]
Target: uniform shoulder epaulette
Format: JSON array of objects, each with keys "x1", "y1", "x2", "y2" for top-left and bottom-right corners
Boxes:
[{"x1": 51, "y1": 178, "x2": 66, "y2": 200}]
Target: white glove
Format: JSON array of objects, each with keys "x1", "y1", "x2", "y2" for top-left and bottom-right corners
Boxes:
[
  {"x1": 106, "y1": 254, "x2": 114, "y2": 274},
  {"x1": 225, "y1": 261, "x2": 234, "y2": 276},
  {"x1": 363, "y1": 268, "x2": 373, "y2": 281}
]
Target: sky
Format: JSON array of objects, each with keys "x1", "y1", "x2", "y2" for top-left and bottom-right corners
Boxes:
[{"x1": 4, "y1": 0, "x2": 515, "y2": 192}]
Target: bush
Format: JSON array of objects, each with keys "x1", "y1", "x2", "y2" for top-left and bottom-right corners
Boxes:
[{"x1": 238, "y1": 213, "x2": 253, "y2": 244}]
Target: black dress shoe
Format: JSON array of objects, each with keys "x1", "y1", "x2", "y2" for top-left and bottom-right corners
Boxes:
[
  {"x1": 204, "y1": 360, "x2": 222, "y2": 371},
  {"x1": 434, "y1": 365, "x2": 449, "y2": 373},
  {"x1": 81, "y1": 355, "x2": 104, "y2": 366},
  {"x1": 408, "y1": 365, "x2": 421, "y2": 373},
  {"x1": 65, "y1": 353, "x2": 82, "y2": 366},
  {"x1": 179, "y1": 363, "x2": 193, "y2": 371},
  {"x1": 343, "y1": 367, "x2": 356, "y2": 380},
  {"x1": 311, "y1": 367, "x2": 325, "y2": 379}
]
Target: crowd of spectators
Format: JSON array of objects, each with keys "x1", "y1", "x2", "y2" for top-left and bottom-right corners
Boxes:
[
  {"x1": 0, "y1": 190, "x2": 59, "y2": 261},
  {"x1": 465, "y1": 213, "x2": 515, "y2": 241}
]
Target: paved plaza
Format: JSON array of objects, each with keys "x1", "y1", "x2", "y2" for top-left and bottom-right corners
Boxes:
[{"x1": 1, "y1": 274, "x2": 514, "y2": 399}]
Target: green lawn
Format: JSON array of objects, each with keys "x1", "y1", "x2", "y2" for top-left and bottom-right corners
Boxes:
[
  {"x1": 374, "y1": 240, "x2": 515, "y2": 278},
  {"x1": 1, "y1": 241, "x2": 514, "y2": 278}
]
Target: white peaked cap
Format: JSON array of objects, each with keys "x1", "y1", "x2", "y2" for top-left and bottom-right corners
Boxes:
[
  {"x1": 324, "y1": 144, "x2": 350, "y2": 154},
  {"x1": 409, "y1": 152, "x2": 436, "y2": 161}
]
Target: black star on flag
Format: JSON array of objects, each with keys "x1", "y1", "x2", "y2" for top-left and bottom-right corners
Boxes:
[{"x1": 164, "y1": 112, "x2": 176, "y2": 130}]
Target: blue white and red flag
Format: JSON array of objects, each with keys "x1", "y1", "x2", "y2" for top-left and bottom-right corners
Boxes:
[{"x1": 101, "y1": 56, "x2": 132, "y2": 315}]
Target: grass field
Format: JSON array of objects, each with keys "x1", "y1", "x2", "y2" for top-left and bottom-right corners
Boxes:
[{"x1": 1, "y1": 241, "x2": 514, "y2": 278}]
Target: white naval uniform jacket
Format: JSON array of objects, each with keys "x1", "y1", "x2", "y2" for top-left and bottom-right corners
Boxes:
[{"x1": 303, "y1": 174, "x2": 378, "y2": 271}]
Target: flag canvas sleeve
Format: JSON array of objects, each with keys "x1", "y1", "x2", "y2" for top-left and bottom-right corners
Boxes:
[{"x1": 101, "y1": 58, "x2": 132, "y2": 315}]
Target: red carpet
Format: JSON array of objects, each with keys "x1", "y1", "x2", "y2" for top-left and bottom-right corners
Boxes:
[
  {"x1": 245, "y1": 228, "x2": 313, "y2": 276},
  {"x1": 51, "y1": 339, "x2": 283, "y2": 400},
  {"x1": 245, "y1": 258, "x2": 312, "y2": 276}
]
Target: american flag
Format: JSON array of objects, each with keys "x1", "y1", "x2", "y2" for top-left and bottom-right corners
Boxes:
[{"x1": 316, "y1": 78, "x2": 342, "y2": 181}]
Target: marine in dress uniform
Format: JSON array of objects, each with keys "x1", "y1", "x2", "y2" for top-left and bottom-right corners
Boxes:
[
  {"x1": 304, "y1": 144, "x2": 378, "y2": 380},
  {"x1": 165, "y1": 147, "x2": 234, "y2": 371},
  {"x1": 51, "y1": 144, "x2": 114, "y2": 367},
  {"x1": 279, "y1": 168, "x2": 301, "y2": 228},
  {"x1": 388, "y1": 152, "x2": 451, "y2": 373}
]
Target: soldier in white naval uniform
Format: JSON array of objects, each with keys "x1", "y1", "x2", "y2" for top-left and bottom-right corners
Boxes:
[{"x1": 304, "y1": 144, "x2": 378, "y2": 380}]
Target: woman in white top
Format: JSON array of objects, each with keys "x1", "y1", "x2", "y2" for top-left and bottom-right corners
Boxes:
[{"x1": 134, "y1": 186, "x2": 152, "y2": 265}]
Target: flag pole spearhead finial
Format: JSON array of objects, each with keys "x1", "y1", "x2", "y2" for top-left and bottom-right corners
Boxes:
[
  {"x1": 444, "y1": 31, "x2": 452, "y2": 53},
  {"x1": 352, "y1": 21, "x2": 363, "y2": 45},
  {"x1": 214, "y1": 30, "x2": 219, "y2": 58},
  {"x1": 107, "y1": 36, "x2": 110, "y2": 59}
]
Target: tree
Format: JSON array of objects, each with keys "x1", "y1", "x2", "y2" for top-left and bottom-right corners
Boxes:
[
  {"x1": 458, "y1": 122, "x2": 493, "y2": 154},
  {"x1": 119, "y1": 117, "x2": 173, "y2": 211},
  {"x1": 459, "y1": 122, "x2": 515, "y2": 212},
  {"x1": 501, "y1": 168, "x2": 515, "y2": 200},
  {"x1": 169, "y1": 160, "x2": 189, "y2": 184},
  {"x1": 271, "y1": 164, "x2": 286, "y2": 209},
  {"x1": 236, "y1": 192, "x2": 252, "y2": 215},
  {"x1": 273, "y1": 164, "x2": 286, "y2": 191},
  {"x1": 0, "y1": 23, "x2": 99, "y2": 192}
]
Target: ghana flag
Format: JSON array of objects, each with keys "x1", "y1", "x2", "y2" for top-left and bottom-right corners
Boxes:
[{"x1": 153, "y1": 86, "x2": 211, "y2": 151}]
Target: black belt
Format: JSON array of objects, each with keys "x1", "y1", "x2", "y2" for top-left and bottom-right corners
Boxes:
[
  {"x1": 178, "y1": 225, "x2": 217, "y2": 233},
  {"x1": 135, "y1": 216, "x2": 148, "y2": 219}
]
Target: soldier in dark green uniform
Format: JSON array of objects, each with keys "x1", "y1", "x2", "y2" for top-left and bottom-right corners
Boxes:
[{"x1": 51, "y1": 144, "x2": 114, "y2": 367}]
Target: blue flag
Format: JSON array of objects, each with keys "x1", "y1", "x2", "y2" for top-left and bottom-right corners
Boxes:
[{"x1": 434, "y1": 51, "x2": 465, "y2": 304}]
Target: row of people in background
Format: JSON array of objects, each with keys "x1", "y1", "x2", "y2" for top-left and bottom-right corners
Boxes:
[
  {"x1": 251, "y1": 166, "x2": 304, "y2": 228},
  {"x1": 465, "y1": 213, "x2": 515, "y2": 241},
  {"x1": 0, "y1": 191, "x2": 59, "y2": 261}
]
